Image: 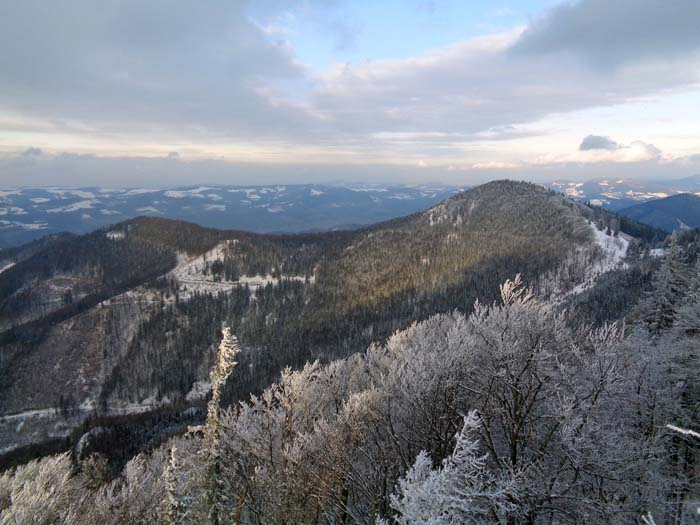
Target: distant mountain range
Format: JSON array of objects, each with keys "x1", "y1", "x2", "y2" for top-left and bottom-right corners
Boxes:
[
  {"x1": 618, "y1": 193, "x2": 700, "y2": 232},
  {"x1": 0, "y1": 184, "x2": 460, "y2": 248},
  {"x1": 3, "y1": 176, "x2": 699, "y2": 248},
  {"x1": 546, "y1": 175, "x2": 700, "y2": 211}
]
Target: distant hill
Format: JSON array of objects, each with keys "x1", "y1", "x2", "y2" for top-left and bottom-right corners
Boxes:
[
  {"x1": 618, "y1": 193, "x2": 700, "y2": 231},
  {"x1": 0, "y1": 180, "x2": 660, "y2": 458},
  {"x1": 546, "y1": 175, "x2": 700, "y2": 211},
  {"x1": 0, "y1": 184, "x2": 459, "y2": 248}
]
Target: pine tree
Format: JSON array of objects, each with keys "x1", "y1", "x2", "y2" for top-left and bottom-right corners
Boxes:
[
  {"x1": 676, "y1": 260, "x2": 700, "y2": 335},
  {"x1": 163, "y1": 446, "x2": 186, "y2": 524},
  {"x1": 643, "y1": 237, "x2": 688, "y2": 335},
  {"x1": 205, "y1": 327, "x2": 241, "y2": 525}
]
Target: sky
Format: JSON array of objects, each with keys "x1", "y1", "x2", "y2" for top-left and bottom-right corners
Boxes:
[{"x1": 1, "y1": 0, "x2": 699, "y2": 187}]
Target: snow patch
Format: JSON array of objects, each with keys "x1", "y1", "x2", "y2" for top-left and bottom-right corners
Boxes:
[
  {"x1": 47, "y1": 200, "x2": 96, "y2": 213},
  {"x1": 0, "y1": 220, "x2": 48, "y2": 230},
  {"x1": 106, "y1": 231, "x2": 125, "y2": 240},
  {"x1": 169, "y1": 241, "x2": 312, "y2": 299},
  {"x1": 346, "y1": 187, "x2": 389, "y2": 192},
  {"x1": 136, "y1": 206, "x2": 162, "y2": 214},
  {"x1": 126, "y1": 188, "x2": 161, "y2": 195},
  {"x1": 47, "y1": 189, "x2": 95, "y2": 199},
  {"x1": 569, "y1": 222, "x2": 629, "y2": 295},
  {"x1": 0, "y1": 207, "x2": 27, "y2": 215},
  {"x1": 564, "y1": 184, "x2": 585, "y2": 198},
  {"x1": 165, "y1": 190, "x2": 202, "y2": 199},
  {"x1": 186, "y1": 381, "x2": 212, "y2": 401},
  {"x1": 388, "y1": 193, "x2": 416, "y2": 200}
]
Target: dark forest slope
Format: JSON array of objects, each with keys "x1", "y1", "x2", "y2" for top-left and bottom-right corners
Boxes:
[{"x1": 619, "y1": 193, "x2": 700, "y2": 232}]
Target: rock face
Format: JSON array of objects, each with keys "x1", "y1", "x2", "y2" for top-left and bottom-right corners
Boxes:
[{"x1": 0, "y1": 181, "x2": 640, "y2": 455}]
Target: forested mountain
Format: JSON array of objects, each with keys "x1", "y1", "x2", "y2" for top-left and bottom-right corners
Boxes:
[
  {"x1": 2, "y1": 180, "x2": 695, "y2": 524},
  {"x1": 0, "y1": 184, "x2": 458, "y2": 248},
  {"x1": 619, "y1": 193, "x2": 700, "y2": 232},
  {"x1": 0, "y1": 181, "x2": 634, "y2": 441}
]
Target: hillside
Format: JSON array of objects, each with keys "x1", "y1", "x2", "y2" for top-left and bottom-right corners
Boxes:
[
  {"x1": 0, "y1": 181, "x2": 650, "y2": 457},
  {"x1": 619, "y1": 193, "x2": 700, "y2": 231}
]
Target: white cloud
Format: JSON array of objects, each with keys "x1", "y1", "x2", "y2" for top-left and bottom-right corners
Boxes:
[
  {"x1": 471, "y1": 161, "x2": 521, "y2": 170},
  {"x1": 513, "y1": 0, "x2": 700, "y2": 69},
  {"x1": 579, "y1": 135, "x2": 619, "y2": 151},
  {"x1": 0, "y1": 0, "x2": 313, "y2": 140},
  {"x1": 0, "y1": 0, "x2": 699, "y2": 184},
  {"x1": 534, "y1": 139, "x2": 662, "y2": 165}
]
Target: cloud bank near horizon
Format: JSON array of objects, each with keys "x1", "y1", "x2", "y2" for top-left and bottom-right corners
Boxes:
[{"x1": 1, "y1": 0, "x2": 699, "y2": 185}]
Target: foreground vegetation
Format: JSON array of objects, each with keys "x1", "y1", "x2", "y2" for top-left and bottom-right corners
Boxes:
[{"x1": 2, "y1": 244, "x2": 698, "y2": 523}]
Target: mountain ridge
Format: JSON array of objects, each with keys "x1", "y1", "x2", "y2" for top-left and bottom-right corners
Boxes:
[
  {"x1": 618, "y1": 192, "x2": 700, "y2": 231},
  {"x1": 0, "y1": 183, "x2": 461, "y2": 248},
  {"x1": 0, "y1": 180, "x2": 658, "y2": 458}
]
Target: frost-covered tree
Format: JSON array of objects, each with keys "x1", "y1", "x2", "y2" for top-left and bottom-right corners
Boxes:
[
  {"x1": 205, "y1": 326, "x2": 241, "y2": 525},
  {"x1": 643, "y1": 237, "x2": 688, "y2": 335},
  {"x1": 388, "y1": 411, "x2": 517, "y2": 525},
  {"x1": 1, "y1": 273, "x2": 694, "y2": 524},
  {"x1": 0, "y1": 453, "x2": 86, "y2": 525},
  {"x1": 163, "y1": 446, "x2": 186, "y2": 525}
]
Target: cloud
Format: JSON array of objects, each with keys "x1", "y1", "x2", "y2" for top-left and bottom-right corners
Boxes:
[
  {"x1": 536, "y1": 139, "x2": 662, "y2": 165},
  {"x1": 310, "y1": 28, "x2": 699, "y2": 145},
  {"x1": 0, "y1": 0, "x2": 699, "y2": 184},
  {"x1": 579, "y1": 135, "x2": 619, "y2": 151},
  {"x1": 512, "y1": 0, "x2": 700, "y2": 68},
  {"x1": 0, "y1": 0, "x2": 315, "y2": 140},
  {"x1": 21, "y1": 147, "x2": 42, "y2": 157},
  {"x1": 470, "y1": 161, "x2": 521, "y2": 170}
]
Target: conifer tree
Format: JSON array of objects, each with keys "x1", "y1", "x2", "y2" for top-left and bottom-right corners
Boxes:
[
  {"x1": 643, "y1": 237, "x2": 688, "y2": 335},
  {"x1": 163, "y1": 446, "x2": 186, "y2": 524},
  {"x1": 205, "y1": 327, "x2": 241, "y2": 525},
  {"x1": 676, "y1": 260, "x2": 700, "y2": 335}
]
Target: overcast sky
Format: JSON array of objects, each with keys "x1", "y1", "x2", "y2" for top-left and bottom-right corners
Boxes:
[{"x1": 1, "y1": 0, "x2": 699, "y2": 187}]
